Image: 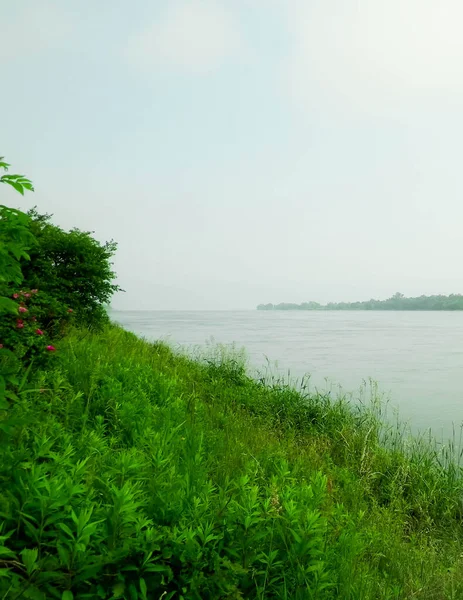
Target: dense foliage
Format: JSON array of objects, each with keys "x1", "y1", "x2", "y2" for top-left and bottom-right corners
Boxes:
[
  {"x1": 0, "y1": 158, "x2": 38, "y2": 405},
  {"x1": 1, "y1": 328, "x2": 463, "y2": 599},
  {"x1": 0, "y1": 155, "x2": 119, "y2": 406},
  {"x1": 21, "y1": 209, "x2": 120, "y2": 328},
  {"x1": 258, "y1": 292, "x2": 463, "y2": 311},
  {"x1": 0, "y1": 157, "x2": 35, "y2": 316}
]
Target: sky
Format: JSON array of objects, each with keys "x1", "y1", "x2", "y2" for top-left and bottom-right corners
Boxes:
[{"x1": 2, "y1": 0, "x2": 463, "y2": 310}]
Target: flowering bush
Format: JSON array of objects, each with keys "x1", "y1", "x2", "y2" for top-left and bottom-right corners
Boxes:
[
  {"x1": 0, "y1": 289, "x2": 73, "y2": 366},
  {"x1": 1, "y1": 157, "x2": 35, "y2": 403},
  {"x1": 1, "y1": 154, "x2": 120, "y2": 405}
]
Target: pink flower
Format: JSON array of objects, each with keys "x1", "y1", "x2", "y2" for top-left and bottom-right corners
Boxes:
[
  {"x1": 46, "y1": 345, "x2": 56, "y2": 352},
  {"x1": 35, "y1": 329, "x2": 44, "y2": 335},
  {"x1": 17, "y1": 320, "x2": 24, "y2": 329},
  {"x1": 24, "y1": 293, "x2": 31, "y2": 298},
  {"x1": 12, "y1": 293, "x2": 19, "y2": 299},
  {"x1": 31, "y1": 289, "x2": 38, "y2": 294},
  {"x1": 18, "y1": 306, "x2": 28, "y2": 313},
  {"x1": 0, "y1": 344, "x2": 3, "y2": 349},
  {"x1": 67, "y1": 308, "x2": 73, "y2": 313}
]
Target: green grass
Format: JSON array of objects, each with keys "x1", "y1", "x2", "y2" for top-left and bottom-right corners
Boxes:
[{"x1": 1, "y1": 325, "x2": 463, "y2": 599}]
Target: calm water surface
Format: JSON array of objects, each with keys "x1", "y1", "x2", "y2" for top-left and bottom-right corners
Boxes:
[{"x1": 111, "y1": 310, "x2": 463, "y2": 436}]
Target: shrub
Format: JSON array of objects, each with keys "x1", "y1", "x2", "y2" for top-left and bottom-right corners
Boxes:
[
  {"x1": 0, "y1": 203, "x2": 35, "y2": 316},
  {"x1": 0, "y1": 158, "x2": 35, "y2": 403},
  {"x1": 0, "y1": 288, "x2": 72, "y2": 366},
  {"x1": 21, "y1": 209, "x2": 121, "y2": 329}
]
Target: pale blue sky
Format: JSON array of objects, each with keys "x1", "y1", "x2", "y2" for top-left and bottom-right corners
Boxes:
[{"x1": 2, "y1": 0, "x2": 463, "y2": 309}]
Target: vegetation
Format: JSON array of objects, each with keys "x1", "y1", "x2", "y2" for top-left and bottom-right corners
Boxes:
[
  {"x1": 258, "y1": 292, "x2": 463, "y2": 311},
  {"x1": 0, "y1": 156, "x2": 35, "y2": 317},
  {"x1": 21, "y1": 209, "x2": 121, "y2": 329},
  {"x1": 2, "y1": 329, "x2": 463, "y2": 598},
  {"x1": 1, "y1": 156, "x2": 118, "y2": 409},
  {"x1": 0, "y1": 157, "x2": 38, "y2": 405},
  {"x1": 3, "y1": 156, "x2": 463, "y2": 598}
]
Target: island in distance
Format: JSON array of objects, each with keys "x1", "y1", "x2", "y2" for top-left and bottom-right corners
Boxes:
[{"x1": 257, "y1": 292, "x2": 463, "y2": 311}]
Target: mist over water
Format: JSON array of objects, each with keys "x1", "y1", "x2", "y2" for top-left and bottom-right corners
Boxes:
[{"x1": 112, "y1": 309, "x2": 463, "y2": 438}]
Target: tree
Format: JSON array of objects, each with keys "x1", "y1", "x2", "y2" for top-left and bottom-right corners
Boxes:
[{"x1": 21, "y1": 209, "x2": 121, "y2": 328}]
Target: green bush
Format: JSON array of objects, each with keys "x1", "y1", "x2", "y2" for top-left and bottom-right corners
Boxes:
[
  {"x1": 21, "y1": 209, "x2": 120, "y2": 329},
  {"x1": 1, "y1": 154, "x2": 118, "y2": 408},
  {"x1": 0, "y1": 158, "x2": 35, "y2": 404},
  {"x1": 0, "y1": 204, "x2": 35, "y2": 316}
]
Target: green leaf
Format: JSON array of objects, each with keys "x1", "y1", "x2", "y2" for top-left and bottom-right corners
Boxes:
[
  {"x1": 112, "y1": 582, "x2": 125, "y2": 598},
  {"x1": 57, "y1": 543, "x2": 70, "y2": 567},
  {"x1": 128, "y1": 584, "x2": 139, "y2": 600},
  {"x1": 289, "y1": 528, "x2": 302, "y2": 544},
  {"x1": 0, "y1": 296, "x2": 18, "y2": 314},
  {"x1": 0, "y1": 545, "x2": 15, "y2": 558},
  {"x1": 139, "y1": 578, "x2": 147, "y2": 600},
  {"x1": 62, "y1": 592, "x2": 74, "y2": 600},
  {"x1": 23, "y1": 587, "x2": 46, "y2": 600},
  {"x1": 21, "y1": 547, "x2": 38, "y2": 575},
  {"x1": 58, "y1": 522, "x2": 75, "y2": 539},
  {"x1": 9, "y1": 181, "x2": 24, "y2": 195},
  {"x1": 0, "y1": 173, "x2": 34, "y2": 195},
  {"x1": 144, "y1": 564, "x2": 171, "y2": 573},
  {"x1": 0, "y1": 568, "x2": 12, "y2": 578}
]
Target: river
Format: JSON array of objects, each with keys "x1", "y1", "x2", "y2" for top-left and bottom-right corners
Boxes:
[{"x1": 111, "y1": 310, "x2": 463, "y2": 437}]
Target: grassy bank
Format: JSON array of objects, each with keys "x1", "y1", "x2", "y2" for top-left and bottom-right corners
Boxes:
[{"x1": 1, "y1": 326, "x2": 463, "y2": 599}]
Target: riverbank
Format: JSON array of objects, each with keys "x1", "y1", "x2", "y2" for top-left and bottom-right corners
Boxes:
[{"x1": 2, "y1": 325, "x2": 463, "y2": 599}]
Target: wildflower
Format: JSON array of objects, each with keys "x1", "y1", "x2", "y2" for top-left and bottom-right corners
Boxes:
[
  {"x1": 0, "y1": 344, "x2": 3, "y2": 349},
  {"x1": 12, "y1": 293, "x2": 19, "y2": 299},
  {"x1": 18, "y1": 306, "x2": 28, "y2": 313},
  {"x1": 31, "y1": 289, "x2": 38, "y2": 294},
  {"x1": 35, "y1": 329, "x2": 44, "y2": 335},
  {"x1": 46, "y1": 345, "x2": 56, "y2": 352},
  {"x1": 24, "y1": 293, "x2": 31, "y2": 298},
  {"x1": 67, "y1": 308, "x2": 73, "y2": 313},
  {"x1": 17, "y1": 320, "x2": 24, "y2": 329}
]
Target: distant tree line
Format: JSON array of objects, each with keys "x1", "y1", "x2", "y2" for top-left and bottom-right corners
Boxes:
[{"x1": 257, "y1": 293, "x2": 463, "y2": 311}]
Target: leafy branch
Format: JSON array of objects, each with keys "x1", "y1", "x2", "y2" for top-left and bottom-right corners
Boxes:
[{"x1": 0, "y1": 157, "x2": 34, "y2": 196}]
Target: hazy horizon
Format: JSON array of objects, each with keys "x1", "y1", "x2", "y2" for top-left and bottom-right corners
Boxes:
[{"x1": 3, "y1": 1, "x2": 463, "y2": 310}]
